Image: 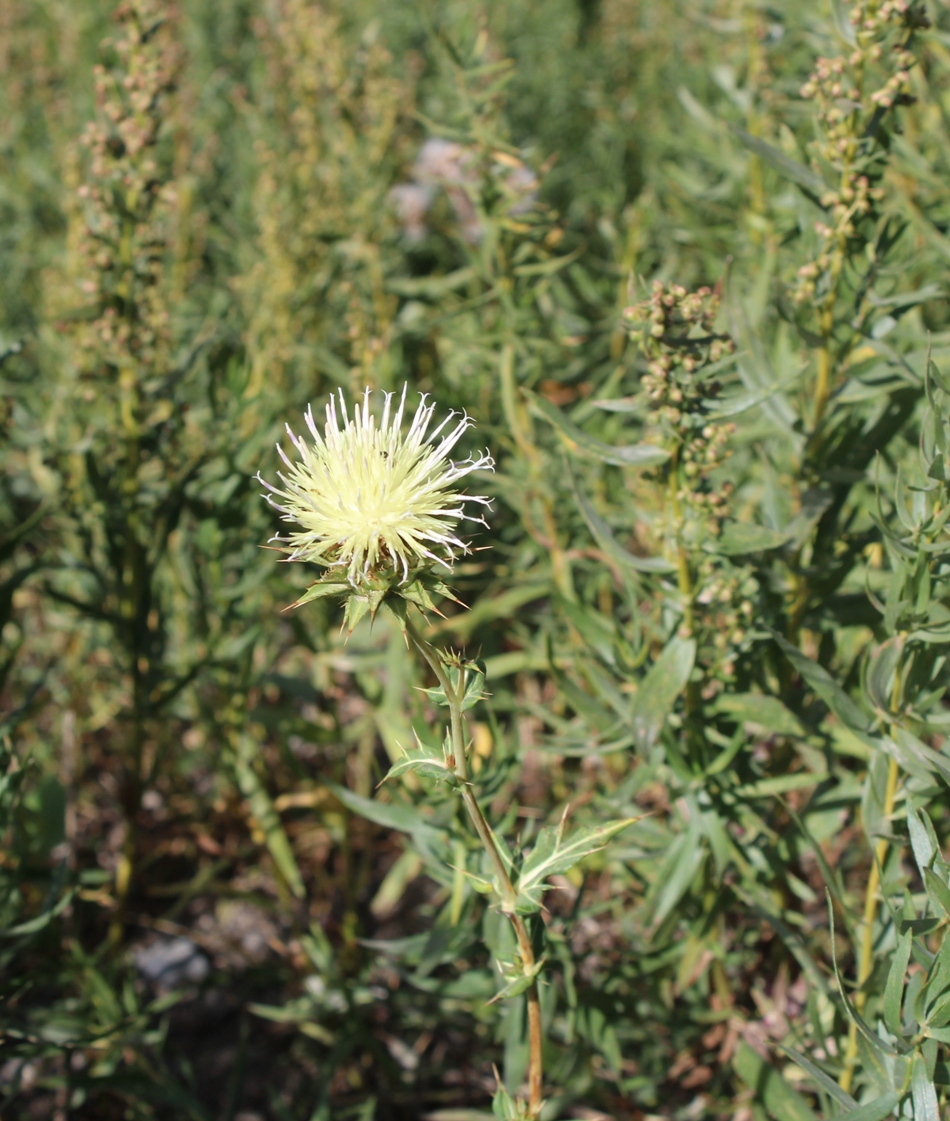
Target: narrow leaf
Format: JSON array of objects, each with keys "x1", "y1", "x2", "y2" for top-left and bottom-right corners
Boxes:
[
  {"x1": 328, "y1": 782, "x2": 444, "y2": 840},
  {"x1": 714, "y1": 693, "x2": 805, "y2": 737},
  {"x1": 529, "y1": 393, "x2": 670, "y2": 467},
  {"x1": 715, "y1": 521, "x2": 791, "y2": 555},
  {"x1": 631, "y1": 635, "x2": 696, "y2": 752},
  {"x1": 883, "y1": 928, "x2": 912, "y2": 1038},
  {"x1": 912, "y1": 1052, "x2": 940, "y2": 1121},
  {"x1": 231, "y1": 737, "x2": 305, "y2": 899},
  {"x1": 734, "y1": 1041, "x2": 820, "y2": 1121},
  {"x1": 779, "y1": 1046, "x2": 857, "y2": 1109},
  {"x1": 770, "y1": 631, "x2": 872, "y2": 733},
  {"x1": 729, "y1": 124, "x2": 828, "y2": 197},
  {"x1": 836, "y1": 1093, "x2": 901, "y2": 1121},
  {"x1": 572, "y1": 477, "x2": 676, "y2": 573},
  {"x1": 290, "y1": 582, "x2": 350, "y2": 609}
]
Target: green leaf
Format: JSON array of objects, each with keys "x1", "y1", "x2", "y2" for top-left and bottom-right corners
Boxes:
[
  {"x1": 631, "y1": 635, "x2": 696, "y2": 752},
  {"x1": 891, "y1": 727, "x2": 950, "y2": 787},
  {"x1": 733, "y1": 773, "x2": 825, "y2": 798},
  {"x1": 912, "y1": 1052, "x2": 940, "y2": 1121},
  {"x1": 422, "y1": 660, "x2": 487, "y2": 712},
  {"x1": 438, "y1": 582, "x2": 549, "y2": 639},
  {"x1": 491, "y1": 1081, "x2": 519, "y2": 1121},
  {"x1": 715, "y1": 521, "x2": 791, "y2": 555},
  {"x1": 728, "y1": 124, "x2": 828, "y2": 197},
  {"x1": 381, "y1": 736, "x2": 459, "y2": 786},
  {"x1": 923, "y1": 867, "x2": 950, "y2": 919},
  {"x1": 328, "y1": 782, "x2": 445, "y2": 840},
  {"x1": 231, "y1": 736, "x2": 305, "y2": 899},
  {"x1": 649, "y1": 819, "x2": 705, "y2": 929},
  {"x1": 884, "y1": 928, "x2": 912, "y2": 1038},
  {"x1": 836, "y1": 1093, "x2": 901, "y2": 1121},
  {"x1": 908, "y1": 804, "x2": 938, "y2": 881},
  {"x1": 514, "y1": 813, "x2": 638, "y2": 914},
  {"x1": 1, "y1": 889, "x2": 74, "y2": 938},
  {"x1": 489, "y1": 955, "x2": 546, "y2": 1003},
  {"x1": 529, "y1": 392, "x2": 670, "y2": 468},
  {"x1": 733, "y1": 1040, "x2": 820, "y2": 1121},
  {"x1": 714, "y1": 693, "x2": 805, "y2": 737},
  {"x1": 770, "y1": 631, "x2": 872, "y2": 733},
  {"x1": 290, "y1": 582, "x2": 350, "y2": 609},
  {"x1": 572, "y1": 476, "x2": 676, "y2": 573},
  {"x1": 779, "y1": 1047, "x2": 857, "y2": 1108}
]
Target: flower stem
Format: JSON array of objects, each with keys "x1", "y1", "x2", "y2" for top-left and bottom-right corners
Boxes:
[{"x1": 404, "y1": 614, "x2": 544, "y2": 1117}]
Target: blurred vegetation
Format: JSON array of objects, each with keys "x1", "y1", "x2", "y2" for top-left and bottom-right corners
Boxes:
[{"x1": 5, "y1": 0, "x2": 950, "y2": 1118}]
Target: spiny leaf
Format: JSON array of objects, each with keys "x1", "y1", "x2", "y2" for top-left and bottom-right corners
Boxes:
[
  {"x1": 289, "y1": 581, "x2": 349, "y2": 609},
  {"x1": 514, "y1": 813, "x2": 639, "y2": 914},
  {"x1": 488, "y1": 955, "x2": 545, "y2": 1003},
  {"x1": 380, "y1": 736, "x2": 459, "y2": 786},
  {"x1": 422, "y1": 660, "x2": 487, "y2": 711}
]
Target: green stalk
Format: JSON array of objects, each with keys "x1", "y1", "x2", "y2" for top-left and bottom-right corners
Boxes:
[
  {"x1": 840, "y1": 656, "x2": 904, "y2": 1092},
  {"x1": 405, "y1": 615, "x2": 544, "y2": 1117}
]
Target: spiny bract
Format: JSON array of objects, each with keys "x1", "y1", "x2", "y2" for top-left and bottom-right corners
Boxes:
[{"x1": 258, "y1": 386, "x2": 493, "y2": 586}]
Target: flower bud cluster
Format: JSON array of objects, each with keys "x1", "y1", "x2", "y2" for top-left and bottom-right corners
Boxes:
[
  {"x1": 68, "y1": 0, "x2": 180, "y2": 380},
  {"x1": 625, "y1": 282, "x2": 737, "y2": 514},
  {"x1": 793, "y1": 0, "x2": 921, "y2": 303}
]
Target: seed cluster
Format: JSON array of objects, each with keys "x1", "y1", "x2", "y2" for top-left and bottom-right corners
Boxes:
[
  {"x1": 68, "y1": 0, "x2": 180, "y2": 376},
  {"x1": 793, "y1": 0, "x2": 924, "y2": 302},
  {"x1": 626, "y1": 282, "x2": 736, "y2": 514},
  {"x1": 695, "y1": 567, "x2": 759, "y2": 682}
]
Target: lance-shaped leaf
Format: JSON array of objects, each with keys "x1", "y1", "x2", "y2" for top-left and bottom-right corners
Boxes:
[
  {"x1": 528, "y1": 392, "x2": 670, "y2": 468},
  {"x1": 770, "y1": 630, "x2": 872, "y2": 733},
  {"x1": 835, "y1": 1093, "x2": 902, "y2": 1121},
  {"x1": 631, "y1": 635, "x2": 696, "y2": 752},
  {"x1": 328, "y1": 782, "x2": 445, "y2": 841},
  {"x1": 514, "y1": 812, "x2": 639, "y2": 914},
  {"x1": 883, "y1": 927, "x2": 912, "y2": 1038},
  {"x1": 715, "y1": 520, "x2": 792, "y2": 555},
  {"x1": 231, "y1": 734, "x2": 305, "y2": 898},
  {"x1": 728, "y1": 124, "x2": 828, "y2": 199},
  {"x1": 571, "y1": 472, "x2": 676, "y2": 574},
  {"x1": 734, "y1": 1041, "x2": 819, "y2": 1121},
  {"x1": 912, "y1": 1052, "x2": 940, "y2": 1121}
]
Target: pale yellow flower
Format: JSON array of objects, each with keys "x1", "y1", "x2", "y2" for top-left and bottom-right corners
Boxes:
[{"x1": 259, "y1": 386, "x2": 493, "y2": 585}]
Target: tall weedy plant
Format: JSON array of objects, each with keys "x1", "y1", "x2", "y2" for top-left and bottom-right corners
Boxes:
[{"x1": 258, "y1": 385, "x2": 638, "y2": 1117}]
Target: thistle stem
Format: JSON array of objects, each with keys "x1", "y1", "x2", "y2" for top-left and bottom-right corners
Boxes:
[{"x1": 404, "y1": 614, "x2": 544, "y2": 1117}]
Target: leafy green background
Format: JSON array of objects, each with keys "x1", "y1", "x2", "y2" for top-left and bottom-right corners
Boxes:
[{"x1": 5, "y1": 0, "x2": 950, "y2": 1118}]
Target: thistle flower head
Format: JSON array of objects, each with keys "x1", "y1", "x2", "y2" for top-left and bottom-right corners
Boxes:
[{"x1": 258, "y1": 386, "x2": 493, "y2": 597}]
